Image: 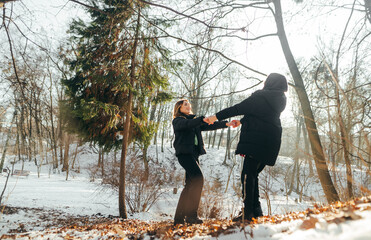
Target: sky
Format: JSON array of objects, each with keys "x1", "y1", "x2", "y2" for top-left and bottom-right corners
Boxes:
[
  {"x1": 2, "y1": 0, "x2": 368, "y2": 127},
  {"x1": 8, "y1": 1, "x2": 319, "y2": 71},
  {"x1": 5, "y1": 0, "x2": 367, "y2": 79},
  {"x1": 1, "y1": 2, "x2": 370, "y2": 238}
]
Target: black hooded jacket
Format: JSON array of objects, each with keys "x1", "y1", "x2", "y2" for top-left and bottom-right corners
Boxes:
[
  {"x1": 172, "y1": 114, "x2": 228, "y2": 156},
  {"x1": 215, "y1": 73, "x2": 287, "y2": 166}
]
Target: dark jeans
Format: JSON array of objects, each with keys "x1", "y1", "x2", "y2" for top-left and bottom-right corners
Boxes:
[
  {"x1": 174, "y1": 148, "x2": 204, "y2": 221},
  {"x1": 241, "y1": 155, "x2": 265, "y2": 216}
]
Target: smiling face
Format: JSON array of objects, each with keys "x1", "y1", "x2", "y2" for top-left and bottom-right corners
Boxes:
[{"x1": 180, "y1": 100, "x2": 192, "y2": 115}]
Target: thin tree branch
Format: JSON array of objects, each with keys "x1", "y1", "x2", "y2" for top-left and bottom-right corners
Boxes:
[
  {"x1": 177, "y1": 81, "x2": 262, "y2": 100},
  {"x1": 344, "y1": 82, "x2": 371, "y2": 93},
  {"x1": 323, "y1": 60, "x2": 354, "y2": 112},
  {"x1": 3, "y1": 15, "x2": 47, "y2": 51},
  {"x1": 2, "y1": 6, "x2": 26, "y2": 101},
  {"x1": 138, "y1": 0, "x2": 250, "y2": 31},
  {"x1": 335, "y1": 0, "x2": 356, "y2": 75},
  {"x1": 213, "y1": 33, "x2": 277, "y2": 41},
  {"x1": 145, "y1": 20, "x2": 267, "y2": 76}
]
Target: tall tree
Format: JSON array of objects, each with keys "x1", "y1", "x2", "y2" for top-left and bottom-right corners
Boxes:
[
  {"x1": 140, "y1": 0, "x2": 341, "y2": 202},
  {"x1": 62, "y1": 0, "x2": 170, "y2": 218},
  {"x1": 272, "y1": 0, "x2": 339, "y2": 203}
]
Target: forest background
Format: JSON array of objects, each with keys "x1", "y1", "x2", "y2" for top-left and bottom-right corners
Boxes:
[{"x1": 0, "y1": 0, "x2": 370, "y2": 222}]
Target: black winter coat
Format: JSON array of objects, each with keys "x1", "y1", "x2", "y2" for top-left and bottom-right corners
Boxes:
[
  {"x1": 216, "y1": 89, "x2": 286, "y2": 166},
  {"x1": 172, "y1": 114, "x2": 228, "y2": 156}
]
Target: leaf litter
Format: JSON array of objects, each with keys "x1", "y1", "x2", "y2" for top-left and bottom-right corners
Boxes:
[{"x1": 1, "y1": 195, "x2": 370, "y2": 239}]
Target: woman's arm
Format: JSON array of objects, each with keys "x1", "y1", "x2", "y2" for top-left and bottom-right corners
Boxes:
[
  {"x1": 172, "y1": 116, "x2": 205, "y2": 131},
  {"x1": 200, "y1": 121, "x2": 228, "y2": 131}
]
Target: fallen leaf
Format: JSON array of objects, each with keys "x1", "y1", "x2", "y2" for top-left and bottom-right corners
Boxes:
[{"x1": 300, "y1": 217, "x2": 318, "y2": 230}]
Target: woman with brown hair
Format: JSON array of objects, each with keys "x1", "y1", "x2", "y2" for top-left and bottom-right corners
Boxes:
[{"x1": 172, "y1": 99, "x2": 235, "y2": 225}]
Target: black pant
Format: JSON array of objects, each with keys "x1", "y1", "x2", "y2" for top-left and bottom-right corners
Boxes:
[
  {"x1": 174, "y1": 148, "x2": 204, "y2": 221},
  {"x1": 241, "y1": 155, "x2": 265, "y2": 216}
]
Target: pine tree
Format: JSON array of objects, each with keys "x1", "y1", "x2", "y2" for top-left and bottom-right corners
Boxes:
[{"x1": 61, "y1": 0, "x2": 172, "y2": 218}]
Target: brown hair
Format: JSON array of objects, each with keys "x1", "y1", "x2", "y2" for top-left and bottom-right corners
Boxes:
[{"x1": 173, "y1": 99, "x2": 191, "y2": 119}]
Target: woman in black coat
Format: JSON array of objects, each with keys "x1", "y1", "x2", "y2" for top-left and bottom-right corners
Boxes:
[
  {"x1": 172, "y1": 99, "x2": 233, "y2": 225},
  {"x1": 205, "y1": 73, "x2": 288, "y2": 221}
]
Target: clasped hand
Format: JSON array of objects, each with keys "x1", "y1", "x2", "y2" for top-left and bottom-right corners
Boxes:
[{"x1": 203, "y1": 115, "x2": 240, "y2": 128}]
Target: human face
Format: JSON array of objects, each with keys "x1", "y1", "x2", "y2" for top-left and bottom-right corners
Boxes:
[{"x1": 180, "y1": 101, "x2": 192, "y2": 115}]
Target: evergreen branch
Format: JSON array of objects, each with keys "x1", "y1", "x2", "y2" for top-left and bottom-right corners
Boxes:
[{"x1": 68, "y1": 0, "x2": 109, "y2": 15}]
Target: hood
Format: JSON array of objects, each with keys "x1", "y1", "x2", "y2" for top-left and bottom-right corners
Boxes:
[
  {"x1": 253, "y1": 90, "x2": 287, "y2": 113},
  {"x1": 263, "y1": 73, "x2": 288, "y2": 92}
]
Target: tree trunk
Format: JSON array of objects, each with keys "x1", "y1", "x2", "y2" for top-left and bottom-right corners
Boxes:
[
  {"x1": 62, "y1": 133, "x2": 70, "y2": 172},
  {"x1": 71, "y1": 139, "x2": 80, "y2": 170},
  {"x1": 119, "y1": 100, "x2": 131, "y2": 218},
  {"x1": 0, "y1": 111, "x2": 16, "y2": 170},
  {"x1": 223, "y1": 120, "x2": 231, "y2": 165},
  {"x1": 302, "y1": 119, "x2": 313, "y2": 176},
  {"x1": 49, "y1": 91, "x2": 58, "y2": 169},
  {"x1": 207, "y1": 131, "x2": 212, "y2": 148},
  {"x1": 59, "y1": 135, "x2": 64, "y2": 166},
  {"x1": 334, "y1": 81, "x2": 353, "y2": 200},
  {"x1": 119, "y1": 9, "x2": 141, "y2": 219},
  {"x1": 161, "y1": 119, "x2": 166, "y2": 153},
  {"x1": 27, "y1": 105, "x2": 33, "y2": 164},
  {"x1": 218, "y1": 128, "x2": 224, "y2": 149},
  {"x1": 288, "y1": 116, "x2": 302, "y2": 195},
  {"x1": 19, "y1": 105, "x2": 26, "y2": 162},
  {"x1": 212, "y1": 130, "x2": 217, "y2": 148},
  {"x1": 323, "y1": 59, "x2": 354, "y2": 200},
  {"x1": 16, "y1": 117, "x2": 21, "y2": 163},
  {"x1": 101, "y1": 151, "x2": 104, "y2": 178},
  {"x1": 325, "y1": 86, "x2": 337, "y2": 186},
  {"x1": 273, "y1": 0, "x2": 339, "y2": 203},
  {"x1": 142, "y1": 146, "x2": 149, "y2": 181}
]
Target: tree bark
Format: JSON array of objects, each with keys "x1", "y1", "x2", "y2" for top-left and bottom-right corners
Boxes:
[
  {"x1": 62, "y1": 133, "x2": 70, "y2": 172},
  {"x1": 0, "y1": 111, "x2": 16, "y2": 170},
  {"x1": 119, "y1": 9, "x2": 141, "y2": 219},
  {"x1": 288, "y1": 116, "x2": 302, "y2": 195},
  {"x1": 326, "y1": 64, "x2": 354, "y2": 200},
  {"x1": 217, "y1": 128, "x2": 224, "y2": 150},
  {"x1": 302, "y1": 118, "x2": 313, "y2": 176},
  {"x1": 161, "y1": 117, "x2": 166, "y2": 153},
  {"x1": 273, "y1": 0, "x2": 339, "y2": 203},
  {"x1": 142, "y1": 146, "x2": 149, "y2": 181},
  {"x1": 335, "y1": 84, "x2": 353, "y2": 200},
  {"x1": 71, "y1": 139, "x2": 80, "y2": 170},
  {"x1": 223, "y1": 119, "x2": 231, "y2": 165},
  {"x1": 212, "y1": 130, "x2": 217, "y2": 148},
  {"x1": 330, "y1": 0, "x2": 357, "y2": 200}
]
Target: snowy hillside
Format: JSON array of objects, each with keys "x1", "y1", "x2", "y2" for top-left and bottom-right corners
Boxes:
[{"x1": 0, "y1": 144, "x2": 370, "y2": 239}]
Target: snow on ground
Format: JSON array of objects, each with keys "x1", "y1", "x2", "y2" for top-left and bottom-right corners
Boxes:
[{"x1": 0, "y1": 144, "x2": 371, "y2": 239}]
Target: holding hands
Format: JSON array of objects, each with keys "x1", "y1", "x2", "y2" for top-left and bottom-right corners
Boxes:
[
  {"x1": 203, "y1": 115, "x2": 218, "y2": 125},
  {"x1": 203, "y1": 116, "x2": 240, "y2": 128},
  {"x1": 227, "y1": 120, "x2": 240, "y2": 128}
]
